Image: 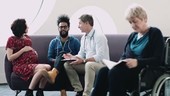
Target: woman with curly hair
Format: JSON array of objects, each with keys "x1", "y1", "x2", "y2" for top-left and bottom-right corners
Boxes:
[{"x1": 6, "y1": 18, "x2": 51, "y2": 96}]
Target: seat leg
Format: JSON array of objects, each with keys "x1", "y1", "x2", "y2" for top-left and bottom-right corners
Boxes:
[
  {"x1": 125, "y1": 92, "x2": 130, "y2": 96},
  {"x1": 131, "y1": 91, "x2": 140, "y2": 96},
  {"x1": 15, "y1": 90, "x2": 21, "y2": 96}
]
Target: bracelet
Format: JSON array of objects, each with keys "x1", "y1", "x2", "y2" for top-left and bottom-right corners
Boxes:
[{"x1": 83, "y1": 59, "x2": 86, "y2": 63}]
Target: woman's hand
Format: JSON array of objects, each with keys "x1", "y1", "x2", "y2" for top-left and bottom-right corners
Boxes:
[
  {"x1": 22, "y1": 46, "x2": 33, "y2": 52},
  {"x1": 125, "y1": 58, "x2": 138, "y2": 68},
  {"x1": 6, "y1": 46, "x2": 33, "y2": 61}
]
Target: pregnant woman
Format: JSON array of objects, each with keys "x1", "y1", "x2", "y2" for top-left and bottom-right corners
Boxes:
[{"x1": 6, "y1": 18, "x2": 51, "y2": 96}]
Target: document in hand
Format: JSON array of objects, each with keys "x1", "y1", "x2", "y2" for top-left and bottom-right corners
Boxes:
[
  {"x1": 102, "y1": 59, "x2": 126, "y2": 69},
  {"x1": 61, "y1": 58, "x2": 76, "y2": 62}
]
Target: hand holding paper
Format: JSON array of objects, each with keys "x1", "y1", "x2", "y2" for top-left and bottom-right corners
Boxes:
[{"x1": 102, "y1": 59, "x2": 126, "y2": 69}]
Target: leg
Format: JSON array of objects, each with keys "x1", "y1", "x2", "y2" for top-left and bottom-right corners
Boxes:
[
  {"x1": 91, "y1": 67, "x2": 109, "y2": 96},
  {"x1": 46, "y1": 53, "x2": 64, "y2": 83},
  {"x1": 34, "y1": 64, "x2": 55, "y2": 84},
  {"x1": 39, "y1": 77, "x2": 47, "y2": 89},
  {"x1": 60, "y1": 89, "x2": 67, "y2": 96},
  {"x1": 25, "y1": 69, "x2": 47, "y2": 96},
  {"x1": 25, "y1": 64, "x2": 50, "y2": 96},
  {"x1": 46, "y1": 68, "x2": 59, "y2": 84},
  {"x1": 64, "y1": 62, "x2": 84, "y2": 92},
  {"x1": 36, "y1": 77, "x2": 47, "y2": 96},
  {"x1": 31, "y1": 63, "x2": 51, "y2": 88},
  {"x1": 35, "y1": 64, "x2": 51, "y2": 71},
  {"x1": 83, "y1": 62, "x2": 105, "y2": 96},
  {"x1": 58, "y1": 63, "x2": 68, "y2": 96},
  {"x1": 108, "y1": 64, "x2": 134, "y2": 96},
  {"x1": 28, "y1": 69, "x2": 47, "y2": 89}
]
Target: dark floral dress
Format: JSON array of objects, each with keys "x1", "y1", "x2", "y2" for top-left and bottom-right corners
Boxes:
[{"x1": 6, "y1": 35, "x2": 38, "y2": 81}]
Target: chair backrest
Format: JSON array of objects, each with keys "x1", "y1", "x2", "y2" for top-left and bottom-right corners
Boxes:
[{"x1": 165, "y1": 37, "x2": 170, "y2": 65}]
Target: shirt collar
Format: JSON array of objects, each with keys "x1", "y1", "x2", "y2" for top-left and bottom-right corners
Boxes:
[{"x1": 86, "y1": 28, "x2": 95, "y2": 38}]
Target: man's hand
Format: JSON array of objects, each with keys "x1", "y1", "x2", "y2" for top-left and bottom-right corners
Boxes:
[
  {"x1": 63, "y1": 53, "x2": 73, "y2": 59},
  {"x1": 70, "y1": 58, "x2": 83, "y2": 65}
]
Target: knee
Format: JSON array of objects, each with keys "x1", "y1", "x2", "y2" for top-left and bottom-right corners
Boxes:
[
  {"x1": 95, "y1": 67, "x2": 109, "y2": 79},
  {"x1": 38, "y1": 69, "x2": 47, "y2": 74},
  {"x1": 98, "y1": 67, "x2": 109, "y2": 75},
  {"x1": 42, "y1": 64, "x2": 51, "y2": 71},
  {"x1": 85, "y1": 62, "x2": 94, "y2": 70},
  {"x1": 63, "y1": 62, "x2": 70, "y2": 69},
  {"x1": 108, "y1": 68, "x2": 125, "y2": 83},
  {"x1": 109, "y1": 67, "x2": 122, "y2": 77},
  {"x1": 46, "y1": 65, "x2": 51, "y2": 70},
  {"x1": 100, "y1": 67, "x2": 109, "y2": 71}
]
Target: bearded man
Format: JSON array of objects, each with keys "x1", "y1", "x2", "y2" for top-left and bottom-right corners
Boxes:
[{"x1": 47, "y1": 14, "x2": 80, "y2": 96}]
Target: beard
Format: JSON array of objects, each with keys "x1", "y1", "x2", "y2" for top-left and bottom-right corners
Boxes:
[{"x1": 60, "y1": 31, "x2": 68, "y2": 38}]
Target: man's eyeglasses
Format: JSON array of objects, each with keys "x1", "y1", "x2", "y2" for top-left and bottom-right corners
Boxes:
[{"x1": 59, "y1": 26, "x2": 68, "y2": 29}]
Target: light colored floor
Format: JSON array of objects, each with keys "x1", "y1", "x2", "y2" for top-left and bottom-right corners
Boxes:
[{"x1": 0, "y1": 84, "x2": 76, "y2": 96}]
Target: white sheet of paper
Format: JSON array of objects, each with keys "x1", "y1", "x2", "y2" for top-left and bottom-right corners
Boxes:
[{"x1": 102, "y1": 59, "x2": 126, "y2": 69}]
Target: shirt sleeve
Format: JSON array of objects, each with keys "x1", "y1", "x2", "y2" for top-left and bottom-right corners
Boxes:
[
  {"x1": 47, "y1": 39, "x2": 56, "y2": 62},
  {"x1": 93, "y1": 34, "x2": 110, "y2": 62},
  {"x1": 76, "y1": 35, "x2": 86, "y2": 59},
  {"x1": 6, "y1": 37, "x2": 15, "y2": 50}
]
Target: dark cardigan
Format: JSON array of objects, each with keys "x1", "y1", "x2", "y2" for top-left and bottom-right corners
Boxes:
[{"x1": 121, "y1": 27, "x2": 165, "y2": 68}]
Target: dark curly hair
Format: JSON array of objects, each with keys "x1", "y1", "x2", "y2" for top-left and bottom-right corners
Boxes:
[
  {"x1": 11, "y1": 19, "x2": 27, "y2": 38},
  {"x1": 57, "y1": 14, "x2": 70, "y2": 27}
]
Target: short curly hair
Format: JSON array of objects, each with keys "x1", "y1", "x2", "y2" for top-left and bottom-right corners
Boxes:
[
  {"x1": 11, "y1": 19, "x2": 27, "y2": 38},
  {"x1": 57, "y1": 14, "x2": 70, "y2": 27},
  {"x1": 125, "y1": 3, "x2": 147, "y2": 21}
]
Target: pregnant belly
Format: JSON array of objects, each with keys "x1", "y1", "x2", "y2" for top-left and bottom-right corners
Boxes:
[{"x1": 21, "y1": 50, "x2": 38, "y2": 64}]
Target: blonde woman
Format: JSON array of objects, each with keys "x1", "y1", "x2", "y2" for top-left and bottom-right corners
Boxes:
[{"x1": 91, "y1": 3, "x2": 165, "y2": 96}]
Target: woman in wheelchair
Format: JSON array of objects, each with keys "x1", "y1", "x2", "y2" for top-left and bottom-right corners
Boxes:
[{"x1": 91, "y1": 3, "x2": 165, "y2": 96}]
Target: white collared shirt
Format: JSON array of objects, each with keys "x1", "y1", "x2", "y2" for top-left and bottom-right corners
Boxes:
[{"x1": 76, "y1": 28, "x2": 110, "y2": 63}]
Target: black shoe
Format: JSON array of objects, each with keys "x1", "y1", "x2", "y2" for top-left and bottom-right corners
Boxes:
[
  {"x1": 25, "y1": 90, "x2": 33, "y2": 96},
  {"x1": 75, "y1": 91, "x2": 83, "y2": 96},
  {"x1": 25, "y1": 93, "x2": 33, "y2": 96},
  {"x1": 36, "y1": 90, "x2": 44, "y2": 96}
]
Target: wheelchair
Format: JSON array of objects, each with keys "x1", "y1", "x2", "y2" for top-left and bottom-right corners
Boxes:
[
  {"x1": 127, "y1": 37, "x2": 170, "y2": 96},
  {"x1": 151, "y1": 37, "x2": 170, "y2": 96}
]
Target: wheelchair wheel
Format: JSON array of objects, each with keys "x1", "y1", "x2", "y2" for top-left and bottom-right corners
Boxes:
[{"x1": 151, "y1": 73, "x2": 170, "y2": 96}]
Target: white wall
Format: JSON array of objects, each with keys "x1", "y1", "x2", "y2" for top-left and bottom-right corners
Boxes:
[
  {"x1": 36, "y1": 0, "x2": 170, "y2": 36},
  {"x1": 0, "y1": 47, "x2": 6, "y2": 83},
  {"x1": 0, "y1": 0, "x2": 170, "y2": 83}
]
